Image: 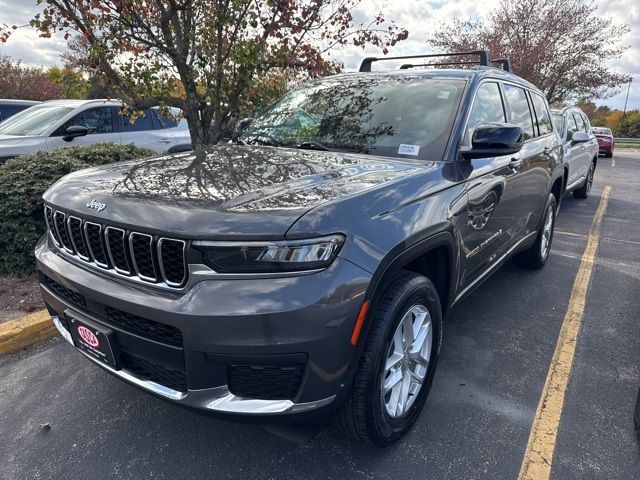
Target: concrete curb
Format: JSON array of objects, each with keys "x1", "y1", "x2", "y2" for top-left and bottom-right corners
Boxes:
[{"x1": 0, "y1": 310, "x2": 56, "y2": 356}]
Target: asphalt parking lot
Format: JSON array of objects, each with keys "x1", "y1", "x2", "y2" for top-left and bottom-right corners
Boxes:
[{"x1": 1, "y1": 150, "x2": 639, "y2": 480}]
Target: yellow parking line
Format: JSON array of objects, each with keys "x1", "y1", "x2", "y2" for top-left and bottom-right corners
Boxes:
[
  {"x1": 611, "y1": 157, "x2": 616, "y2": 168},
  {"x1": 517, "y1": 185, "x2": 611, "y2": 480}
]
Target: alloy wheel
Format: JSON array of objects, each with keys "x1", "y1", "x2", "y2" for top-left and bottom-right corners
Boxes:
[
  {"x1": 540, "y1": 204, "x2": 554, "y2": 260},
  {"x1": 381, "y1": 304, "x2": 433, "y2": 418}
]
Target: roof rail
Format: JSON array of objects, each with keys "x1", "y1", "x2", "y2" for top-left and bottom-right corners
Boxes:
[
  {"x1": 399, "y1": 60, "x2": 485, "y2": 70},
  {"x1": 491, "y1": 58, "x2": 512, "y2": 73},
  {"x1": 359, "y1": 50, "x2": 490, "y2": 72}
]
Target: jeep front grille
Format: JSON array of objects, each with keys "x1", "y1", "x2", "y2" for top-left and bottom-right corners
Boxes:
[{"x1": 44, "y1": 206, "x2": 187, "y2": 288}]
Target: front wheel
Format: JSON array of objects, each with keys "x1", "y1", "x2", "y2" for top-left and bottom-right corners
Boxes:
[
  {"x1": 335, "y1": 272, "x2": 442, "y2": 445},
  {"x1": 513, "y1": 194, "x2": 557, "y2": 270}
]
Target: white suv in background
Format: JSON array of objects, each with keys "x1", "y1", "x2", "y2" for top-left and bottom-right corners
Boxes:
[
  {"x1": 551, "y1": 107, "x2": 599, "y2": 199},
  {"x1": 0, "y1": 99, "x2": 191, "y2": 164}
]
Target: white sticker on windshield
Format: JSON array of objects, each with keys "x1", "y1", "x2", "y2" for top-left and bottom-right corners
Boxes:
[
  {"x1": 398, "y1": 144, "x2": 420, "y2": 156},
  {"x1": 438, "y1": 90, "x2": 451, "y2": 99}
]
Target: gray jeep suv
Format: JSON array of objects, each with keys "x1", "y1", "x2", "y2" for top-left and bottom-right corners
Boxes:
[{"x1": 36, "y1": 51, "x2": 564, "y2": 445}]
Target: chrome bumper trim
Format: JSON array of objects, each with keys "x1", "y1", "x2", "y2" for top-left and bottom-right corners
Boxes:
[
  {"x1": 57, "y1": 319, "x2": 335, "y2": 414},
  {"x1": 79, "y1": 349, "x2": 334, "y2": 413}
]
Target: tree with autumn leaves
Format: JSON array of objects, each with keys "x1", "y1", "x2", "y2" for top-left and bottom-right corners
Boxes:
[
  {"x1": 2, "y1": 0, "x2": 407, "y2": 151},
  {"x1": 0, "y1": 54, "x2": 64, "y2": 101},
  {"x1": 428, "y1": 0, "x2": 630, "y2": 104}
]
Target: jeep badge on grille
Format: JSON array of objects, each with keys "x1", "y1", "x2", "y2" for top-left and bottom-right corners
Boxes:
[{"x1": 86, "y1": 199, "x2": 107, "y2": 212}]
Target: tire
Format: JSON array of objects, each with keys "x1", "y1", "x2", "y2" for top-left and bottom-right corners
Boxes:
[
  {"x1": 635, "y1": 386, "x2": 640, "y2": 443},
  {"x1": 335, "y1": 271, "x2": 442, "y2": 446},
  {"x1": 605, "y1": 151, "x2": 613, "y2": 158},
  {"x1": 573, "y1": 162, "x2": 594, "y2": 199},
  {"x1": 513, "y1": 194, "x2": 557, "y2": 270}
]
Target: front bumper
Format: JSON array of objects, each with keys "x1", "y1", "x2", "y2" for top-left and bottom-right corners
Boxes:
[{"x1": 36, "y1": 235, "x2": 372, "y2": 420}]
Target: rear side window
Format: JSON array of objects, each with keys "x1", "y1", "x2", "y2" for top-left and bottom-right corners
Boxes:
[
  {"x1": 153, "y1": 109, "x2": 179, "y2": 129},
  {"x1": 503, "y1": 84, "x2": 534, "y2": 140},
  {"x1": 465, "y1": 82, "x2": 506, "y2": 145},
  {"x1": 122, "y1": 109, "x2": 156, "y2": 132},
  {"x1": 530, "y1": 94, "x2": 553, "y2": 136},
  {"x1": 566, "y1": 114, "x2": 579, "y2": 141},
  {"x1": 0, "y1": 106, "x2": 27, "y2": 120}
]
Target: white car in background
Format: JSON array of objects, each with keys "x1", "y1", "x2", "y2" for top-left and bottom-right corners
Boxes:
[
  {"x1": 551, "y1": 106, "x2": 599, "y2": 199},
  {"x1": 0, "y1": 99, "x2": 191, "y2": 164}
]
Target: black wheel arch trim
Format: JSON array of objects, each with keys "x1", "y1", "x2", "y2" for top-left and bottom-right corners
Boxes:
[{"x1": 347, "y1": 228, "x2": 458, "y2": 369}]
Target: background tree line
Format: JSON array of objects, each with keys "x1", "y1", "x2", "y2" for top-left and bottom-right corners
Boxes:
[{"x1": 573, "y1": 101, "x2": 640, "y2": 138}]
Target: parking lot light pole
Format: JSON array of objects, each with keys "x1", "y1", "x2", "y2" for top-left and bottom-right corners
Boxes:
[{"x1": 620, "y1": 76, "x2": 632, "y2": 133}]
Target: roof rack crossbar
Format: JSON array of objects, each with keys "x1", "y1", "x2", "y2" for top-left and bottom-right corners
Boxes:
[
  {"x1": 359, "y1": 50, "x2": 490, "y2": 72},
  {"x1": 491, "y1": 58, "x2": 512, "y2": 73},
  {"x1": 399, "y1": 60, "x2": 484, "y2": 70}
]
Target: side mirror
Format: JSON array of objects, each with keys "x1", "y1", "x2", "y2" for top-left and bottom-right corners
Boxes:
[
  {"x1": 571, "y1": 131, "x2": 590, "y2": 144},
  {"x1": 460, "y1": 123, "x2": 524, "y2": 160},
  {"x1": 63, "y1": 125, "x2": 89, "y2": 142},
  {"x1": 236, "y1": 117, "x2": 252, "y2": 134}
]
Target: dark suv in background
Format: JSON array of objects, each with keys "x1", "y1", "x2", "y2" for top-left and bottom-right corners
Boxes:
[
  {"x1": 37, "y1": 51, "x2": 563, "y2": 445},
  {"x1": 0, "y1": 99, "x2": 40, "y2": 122}
]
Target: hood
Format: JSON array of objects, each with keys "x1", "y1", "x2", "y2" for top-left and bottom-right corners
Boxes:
[
  {"x1": 0, "y1": 134, "x2": 46, "y2": 149},
  {"x1": 44, "y1": 145, "x2": 428, "y2": 238},
  {"x1": 0, "y1": 135, "x2": 32, "y2": 145}
]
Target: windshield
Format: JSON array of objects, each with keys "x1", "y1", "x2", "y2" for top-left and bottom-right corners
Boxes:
[
  {"x1": 552, "y1": 114, "x2": 564, "y2": 136},
  {"x1": 0, "y1": 105, "x2": 74, "y2": 136},
  {"x1": 240, "y1": 76, "x2": 465, "y2": 160}
]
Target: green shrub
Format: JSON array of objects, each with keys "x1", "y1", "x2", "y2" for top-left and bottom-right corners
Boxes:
[{"x1": 0, "y1": 143, "x2": 154, "y2": 273}]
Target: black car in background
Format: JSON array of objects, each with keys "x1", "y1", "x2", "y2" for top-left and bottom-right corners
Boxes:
[
  {"x1": 0, "y1": 99, "x2": 40, "y2": 122},
  {"x1": 36, "y1": 51, "x2": 564, "y2": 445}
]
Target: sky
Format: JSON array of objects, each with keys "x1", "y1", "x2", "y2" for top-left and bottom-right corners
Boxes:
[{"x1": 1, "y1": 0, "x2": 638, "y2": 110}]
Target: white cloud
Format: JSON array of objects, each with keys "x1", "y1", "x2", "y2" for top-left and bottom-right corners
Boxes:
[{"x1": 0, "y1": 0, "x2": 638, "y2": 109}]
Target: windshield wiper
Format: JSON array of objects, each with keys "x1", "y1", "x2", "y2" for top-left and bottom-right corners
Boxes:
[{"x1": 296, "y1": 141, "x2": 330, "y2": 151}]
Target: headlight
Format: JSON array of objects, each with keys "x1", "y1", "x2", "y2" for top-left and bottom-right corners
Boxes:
[{"x1": 192, "y1": 234, "x2": 345, "y2": 274}]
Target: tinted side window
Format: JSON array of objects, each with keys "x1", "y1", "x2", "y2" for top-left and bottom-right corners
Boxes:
[
  {"x1": 122, "y1": 109, "x2": 156, "y2": 132},
  {"x1": 566, "y1": 113, "x2": 579, "y2": 141},
  {"x1": 53, "y1": 107, "x2": 114, "y2": 136},
  {"x1": 503, "y1": 84, "x2": 534, "y2": 140},
  {"x1": 531, "y1": 94, "x2": 553, "y2": 136},
  {"x1": 465, "y1": 82, "x2": 506, "y2": 145},
  {"x1": 574, "y1": 114, "x2": 586, "y2": 133},
  {"x1": 0, "y1": 106, "x2": 27, "y2": 120},
  {"x1": 580, "y1": 114, "x2": 590, "y2": 132},
  {"x1": 153, "y1": 109, "x2": 179, "y2": 129}
]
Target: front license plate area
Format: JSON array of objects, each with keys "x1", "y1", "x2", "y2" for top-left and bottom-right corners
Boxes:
[{"x1": 68, "y1": 313, "x2": 121, "y2": 370}]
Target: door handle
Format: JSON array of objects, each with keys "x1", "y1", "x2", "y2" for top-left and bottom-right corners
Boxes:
[{"x1": 159, "y1": 138, "x2": 173, "y2": 144}]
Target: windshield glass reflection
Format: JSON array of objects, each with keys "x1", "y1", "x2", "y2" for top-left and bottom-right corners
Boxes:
[{"x1": 240, "y1": 75, "x2": 465, "y2": 161}]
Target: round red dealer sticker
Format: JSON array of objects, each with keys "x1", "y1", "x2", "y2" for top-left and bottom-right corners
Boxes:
[{"x1": 77, "y1": 325, "x2": 100, "y2": 348}]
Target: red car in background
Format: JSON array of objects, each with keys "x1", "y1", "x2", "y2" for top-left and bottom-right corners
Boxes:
[{"x1": 591, "y1": 127, "x2": 615, "y2": 158}]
